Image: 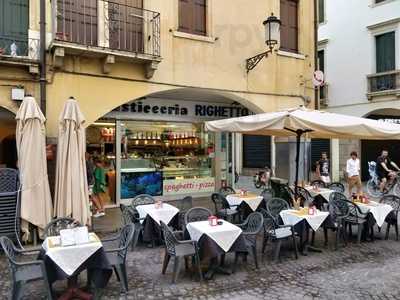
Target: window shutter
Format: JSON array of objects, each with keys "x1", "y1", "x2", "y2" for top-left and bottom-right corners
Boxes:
[
  {"x1": 179, "y1": 0, "x2": 194, "y2": 33},
  {"x1": 318, "y1": 0, "x2": 325, "y2": 23},
  {"x1": 193, "y1": 0, "x2": 206, "y2": 36},
  {"x1": 280, "y1": 0, "x2": 298, "y2": 53},
  {"x1": 243, "y1": 136, "x2": 271, "y2": 169},
  {"x1": 376, "y1": 31, "x2": 395, "y2": 73}
]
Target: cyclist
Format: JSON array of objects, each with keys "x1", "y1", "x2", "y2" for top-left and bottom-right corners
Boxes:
[{"x1": 376, "y1": 149, "x2": 400, "y2": 193}]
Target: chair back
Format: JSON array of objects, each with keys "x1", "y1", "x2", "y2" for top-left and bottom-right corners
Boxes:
[
  {"x1": 260, "y1": 188, "x2": 274, "y2": 202},
  {"x1": 266, "y1": 197, "x2": 289, "y2": 219},
  {"x1": 184, "y1": 207, "x2": 212, "y2": 225},
  {"x1": 343, "y1": 200, "x2": 366, "y2": 222},
  {"x1": 44, "y1": 217, "x2": 81, "y2": 238},
  {"x1": 0, "y1": 236, "x2": 18, "y2": 274},
  {"x1": 211, "y1": 193, "x2": 230, "y2": 213},
  {"x1": 160, "y1": 221, "x2": 178, "y2": 256},
  {"x1": 311, "y1": 180, "x2": 326, "y2": 188},
  {"x1": 328, "y1": 182, "x2": 345, "y2": 193},
  {"x1": 329, "y1": 197, "x2": 350, "y2": 222},
  {"x1": 131, "y1": 194, "x2": 155, "y2": 208},
  {"x1": 280, "y1": 184, "x2": 295, "y2": 206},
  {"x1": 242, "y1": 212, "x2": 264, "y2": 234},
  {"x1": 117, "y1": 224, "x2": 135, "y2": 261},
  {"x1": 0, "y1": 168, "x2": 19, "y2": 193},
  {"x1": 294, "y1": 186, "x2": 313, "y2": 206},
  {"x1": 176, "y1": 196, "x2": 193, "y2": 211},
  {"x1": 380, "y1": 194, "x2": 400, "y2": 212},
  {"x1": 259, "y1": 208, "x2": 278, "y2": 234},
  {"x1": 219, "y1": 186, "x2": 235, "y2": 196},
  {"x1": 120, "y1": 204, "x2": 136, "y2": 225}
]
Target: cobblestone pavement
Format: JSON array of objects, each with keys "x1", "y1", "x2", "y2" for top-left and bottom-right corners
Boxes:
[{"x1": 2, "y1": 228, "x2": 400, "y2": 300}]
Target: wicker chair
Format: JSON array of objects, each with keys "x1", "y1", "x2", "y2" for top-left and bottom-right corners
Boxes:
[
  {"x1": 130, "y1": 194, "x2": 155, "y2": 208},
  {"x1": 160, "y1": 221, "x2": 202, "y2": 283},
  {"x1": 328, "y1": 182, "x2": 345, "y2": 193},
  {"x1": 294, "y1": 186, "x2": 314, "y2": 207},
  {"x1": 0, "y1": 236, "x2": 53, "y2": 300},
  {"x1": 234, "y1": 212, "x2": 263, "y2": 269},
  {"x1": 211, "y1": 193, "x2": 239, "y2": 223},
  {"x1": 0, "y1": 168, "x2": 19, "y2": 193},
  {"x1": 219, "y1": 186, "x2": 236, "y2": 197},
  {"x1": 380, "y1": 194, "x2": 400, "y2": 240},
  {"x1": 266, "y1": 197, "x2": 289, "y2": 220},
  {"x1": 327, "y1": 195, "x2": 350, "y2": 249},
  {"x1": 102, "y1": 224, "x2": 135, "y2": 293},
  {"x1": 260, "y1": 209, "x2": 298, "y2": 262},
  {"x1": 43, "y1": 217, "x2": 81, "y2": 238},
  {"x1": 310, "y1": 179, "x2": 326, "y2": 189},
  {"x1": 184, "y1": 207, "x2": 212, "y2": 225},
  {"x1": 176, "y1": 196, "x2": 193, "y2": 230},
  {"x1": 120, "y1": 204, "x2": 141, "y2": 250}
]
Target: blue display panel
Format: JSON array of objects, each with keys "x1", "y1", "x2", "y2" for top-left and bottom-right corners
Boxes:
[{"x1": 120, "y1": 171, "x2": 163, "y2": 199}]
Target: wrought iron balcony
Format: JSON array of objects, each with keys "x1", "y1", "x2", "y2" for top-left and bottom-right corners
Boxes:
[
  {"x1": 367, "y1": 70, "x2": 400, "y2": 99},
  {"x1": 53, "y1": 0, "x2": 161, "y2": 58},
  {"x1": 0, "y1": 36, "x2": 40, "y2": 61}
]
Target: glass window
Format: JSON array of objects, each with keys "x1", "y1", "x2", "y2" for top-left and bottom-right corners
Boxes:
[
  {"x1": 119, "y1": 121, "x2": 215, "y2": 199},
  {"x1": 318, "y1": 0, "x2": 325, "y2": 24}
]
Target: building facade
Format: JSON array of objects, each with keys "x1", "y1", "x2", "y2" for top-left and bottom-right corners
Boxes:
[
  {"x1": 318, "y1": 0, "x2": 400, "y2": 180},
  {"x1": 0, "y1": 0, "x2": 316, "y2": 204}
]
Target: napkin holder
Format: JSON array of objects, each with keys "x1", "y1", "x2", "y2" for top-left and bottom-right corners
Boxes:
[
  {"x1": 60, "y1": 229, "x2": 75, "y2": 247},
  {"x1": 308, "y1": 205, "x2": 316, "y2": 215},
  {"x1": 208, "y1": 215, "x2": 218, "y2": 226},
  {"x1": 239, "y1": 189, "x2": 247, "y2": 196},
  {"x1": 74, "y1": 226, "x2": 89, "y2": 245},
  {"x1": 155, "y1": 199, "x2": 163, "y2": 209}
]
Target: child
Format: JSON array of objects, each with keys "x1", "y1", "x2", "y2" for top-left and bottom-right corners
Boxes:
[{"x1": 92, "y1": 158, "x2": 106, "y2": 217}]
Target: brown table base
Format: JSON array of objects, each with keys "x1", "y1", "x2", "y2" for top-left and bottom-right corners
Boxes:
[{"x1": 58, "y1": 277, "x2": 93, "y2": 300}]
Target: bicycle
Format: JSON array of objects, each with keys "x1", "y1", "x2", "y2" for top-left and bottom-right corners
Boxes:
[{"x1": 366, "y1": 161, "x2": 400, "y2": 197}]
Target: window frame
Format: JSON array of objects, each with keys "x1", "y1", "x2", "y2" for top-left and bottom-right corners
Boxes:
[{"x1": 178, "y1": 0, "x2": 207, "y2": 37}]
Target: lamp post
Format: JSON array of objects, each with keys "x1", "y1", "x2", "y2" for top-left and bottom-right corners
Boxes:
[{"x1": 246, "y1": 13, "x2": 281, "y2": 72}]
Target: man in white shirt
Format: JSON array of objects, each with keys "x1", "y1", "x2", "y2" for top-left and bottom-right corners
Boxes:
[{"x1": 346, "y1": 151, "x2": 361, "y2": 197}]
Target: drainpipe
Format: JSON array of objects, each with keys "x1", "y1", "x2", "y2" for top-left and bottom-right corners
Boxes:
[
  {"x1": 314, "y1": 0, "x2": 319, "y2": 110},
  {"x1": 39, "y1": 0, "x2": 46, "y2": 115}
]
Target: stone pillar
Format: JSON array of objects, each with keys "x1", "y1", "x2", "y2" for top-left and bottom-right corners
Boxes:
[{"x1": 331, "y1": 139, "x2": 340, "y2": 182}]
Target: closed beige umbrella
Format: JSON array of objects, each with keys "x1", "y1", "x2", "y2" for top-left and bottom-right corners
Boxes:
[
  {"x1": 54, "y1": 97, "x2": 90, "y2": 225},
  {"x1": 16, "y1": 96, "x2": 53, "y2": 240}
]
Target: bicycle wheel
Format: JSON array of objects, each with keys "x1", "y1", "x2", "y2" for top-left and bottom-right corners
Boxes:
[{"x1": 366, "y1": 179, "x2": 381, "y2": 198}]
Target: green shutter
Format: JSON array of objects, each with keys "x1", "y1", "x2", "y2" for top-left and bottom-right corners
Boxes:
[
  {"x1": 0, "y1": 0, "x2": 29, "y2": 55},
  {"x1": 318, "y1": 0, "x2": 325, "y2": 23},
  {"x1": 376, "y1": 31, "x2": 395, "y2": 73}
]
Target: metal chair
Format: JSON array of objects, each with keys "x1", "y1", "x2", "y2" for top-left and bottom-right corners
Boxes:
[
  {"x1": 0, "y1": 168, "x2": 19, "y2": 193},
  {"x1": 294, "y1": 186, "x2": 314, "y2": 207},
  {"x1": 234, "y1": 212, "x2": 263, "y2": 269},
  {"x1": 184, "y1": 207, "x2": 212, "y2": 225},
  {"x1": 160, "y1": 221, "x2": 202, "y2": 284},
  {"x1": 260, "y1": 209, "x2": 298, "y2": 262},
  {"x1": 219, "y1": 186, "x2": 236, "y2": 196},
  {"x1": 43, "y1": 217, "x2": 81, "y2": 238},
  {"x1": 211, "y1": 193, "x2": 239, "y2": 223},
  {"x1": 380, "y1": 194, "x2": 400, "y2": 240},
  {"x1": 280, "y1": 185, "x2": 295, "y2": 206},
  {"x1": 0, "y1": 236, "x2": 53, "y2": 300},
  {"x1": 130, "y1": 194, "x2": 155, "y2": 208},
  {"x1": 266, "y1": 197, "x2": 289, "y2": 219},
  {"x1": 328, "y1": 182, "x2": 345, "y2": 193},
  {"x1": 310, "y1": 179, "x2": 326, "y2": 189},
  {"x1": 102, "y1": 224, "x2": 135, "y2": 293}
]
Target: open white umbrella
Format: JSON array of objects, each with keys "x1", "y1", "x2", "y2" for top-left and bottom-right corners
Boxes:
[
  {"x1": 205, "y1": 106, "x2": 400, "y2": 189},
  {"x1": 16, "y1": 96, "x2": 53, "y2": 240},
  {"x1": 54, "y1": 97, "x2": 90, "y2": 225}
]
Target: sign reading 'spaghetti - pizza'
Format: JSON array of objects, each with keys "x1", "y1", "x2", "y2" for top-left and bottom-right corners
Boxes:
[{"x1": 163, "y1": 177, "x2": 215, "y2": 195}]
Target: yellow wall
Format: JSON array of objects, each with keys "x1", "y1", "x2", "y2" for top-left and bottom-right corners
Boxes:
[{"x1": 0, "y1": 0, "x2": 315, "y2": 138}]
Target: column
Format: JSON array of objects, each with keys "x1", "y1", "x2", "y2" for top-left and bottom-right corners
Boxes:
[{"x1": 331, "y1": 138, "x2": 340, "y2": 182}]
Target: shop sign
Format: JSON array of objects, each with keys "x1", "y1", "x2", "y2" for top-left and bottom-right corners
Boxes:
[
  {"x1": 107, "y1": 98, "x2": 251, "y2": 121},
  {"x1": 163, "y1": 177, "x2": 215, "y2": 195}
]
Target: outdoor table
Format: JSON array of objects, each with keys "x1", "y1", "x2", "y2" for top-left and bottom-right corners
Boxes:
[
  {"x1": 186, "y1": 220, "x2": 247, "y2": 279},
  {"x1": 40, "y1": 233, "x2": 112, "y2": 300},
  {"x1": 304, "y1": 186, "x2": 334, "y2": 202},
  {"x1": 226, "y1": 193, "x2": 264, "y2": 215},
  {"x1": 136, "y1": 203, "x2": 180, "y2": 244},
  {"x1": 280, "y1": 208, "x2": 330, "y2": 255},
  {"x1": 353, "y1": 200, "x2": 393, "y2": 228}
]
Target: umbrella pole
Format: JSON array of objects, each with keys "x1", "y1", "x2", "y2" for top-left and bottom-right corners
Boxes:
[{"x1": 294, "y1": 130, "x2": 302, "y2": 196}]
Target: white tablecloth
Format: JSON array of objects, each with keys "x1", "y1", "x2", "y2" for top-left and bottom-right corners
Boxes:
[
  {"x1": 186, "y1": 220, "x2": 242, "y2": 252},
  {"x1": 136, "y1": 203, "x2": 179, "y2": 225},
  {"x1": 280, "y1": 209, "x2": 329, "y2": 231},
  {"x1": 42, "y1": 233, "x2": 102, "y2": 276},
  {"x1": 226, "y1": 194, "x2": 264, "y2": 211},
  {"x1": 355, "y1": 201, "x2": 393, "y2": 227},
  {"x1": 305, "y1": 186, "x2": 334, "y2": 202}
]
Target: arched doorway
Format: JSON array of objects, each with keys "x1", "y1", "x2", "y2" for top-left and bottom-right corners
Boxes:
[
  {"x1": 85, "y1": 88, "x2": 261, "y2": 206},
  {"x1": 0, "y1": 107, "x2": 17, "y2": 169},
  {"x1": 361, "y1": 108, "x2": 400, "y2": 181}
]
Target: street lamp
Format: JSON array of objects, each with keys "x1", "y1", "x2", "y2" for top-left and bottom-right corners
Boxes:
[{"x1": 246, "y1": 13, "x2": 281, "y2": 72}]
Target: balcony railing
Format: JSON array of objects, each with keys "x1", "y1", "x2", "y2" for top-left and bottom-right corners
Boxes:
[
  {"x1": 53, "y1": 0, "x2": 161, "y2": 57},
  {"x1": 0, "y1": 36, "x2": 40, "y2": 61},
  {"x1": 367, "y1": 70, "x2": 400, "y2": 94}
]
